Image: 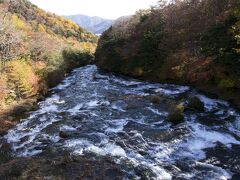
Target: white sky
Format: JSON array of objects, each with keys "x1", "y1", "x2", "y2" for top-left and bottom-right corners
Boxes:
[{"x1": 29, "y1": 0, "x2": 159, "y2": 19}]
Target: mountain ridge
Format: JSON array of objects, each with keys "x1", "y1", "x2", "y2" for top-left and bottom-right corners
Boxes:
[{"x1": 64, "y1": 14, "x2": 114, "y2": 34}]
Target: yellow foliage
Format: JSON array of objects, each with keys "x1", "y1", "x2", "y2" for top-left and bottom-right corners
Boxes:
[
  {"x1": 134, "y1": 67, "x2": 144, "y2": 76},
  {"x1": 67, "y1": 40, "x2": 97, "y2": 54},
  {"x1": 6, "y1": 59, "x2": 40, "y2": 99},
  {"x1": 0, "y1": 74, "x2": 8, "y2": 108},
  {"x1": 12, "y1": 14, "x2": 26, "y2": 31},
  {"x1": 37, "y1": 24, "x2": 46, "y2": 33},
  {"x1": 0, "y1": 0, "x2": 97, "y2": 108}
]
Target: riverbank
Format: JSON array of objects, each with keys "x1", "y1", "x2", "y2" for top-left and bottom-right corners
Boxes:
[
  {"x1": 0, "y1": 0, "x2": 97, "y2": 135},
  {"x1": 0, "y1": 99, "x2": 37, "y2": 136},
  {"x1": 0, "y1": 59, "x2": 94, "y2": 135},
  {"x1": 95, "y1": 0, "x2": 240, "y2": 111},
  {"x1": 1, "y1": 63, "x2": 239, "y2": 137},
  {"x1": 96, "y1": 66, "x2": 240, "y2": 111}
]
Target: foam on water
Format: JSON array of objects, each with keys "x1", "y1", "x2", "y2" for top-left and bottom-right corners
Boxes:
[
  {"x1": 197, "y1": 95, "x2": 229, "y2": 111},
  {"x1": 60, "y1": 125, "x2": 77, "y2": 131},
  {"x1": 194, "y1": 162, "x2": 232, "y2": 180},
  {"x1": 147, "y1": 107, "x2": 168, "y2": 116},
  {"x1": 6, "y1": 115, "x2": 61, "y2": 154},
  {"x1": 67, "y1": 104, "x2": 83, "y2": 115},
  {"x1": 99, "y1": 143, "x2": 127, "y2": 157},
  {"x1": 2, "y1": 65, "x2": 240, "y2": 179},
  {"x1": 168, "y1": 123, "x2": 240, "y2": 161},
  {"x1": 154, "y1": 86, "x2": 189, "y2": 95},
  {"x1": 52, "y1": 75, "x2": 75, "y2": 90},
  {"x1": 105, "y1": 119, "x2": 128, "y2": 134},
  {"x1": 127, "y1": 150, "x2": 172, "y2": 179}
]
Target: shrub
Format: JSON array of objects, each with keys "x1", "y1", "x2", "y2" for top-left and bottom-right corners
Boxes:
[
  {"x1": 12, "y1": 14, "x2": 27, "y2": 31},
  {"x1": 62, "y1": 48, "x2": 94, "y2": 70},
  {"x1": 218, "y1": 78, "x2": 235, "y2": 89}
]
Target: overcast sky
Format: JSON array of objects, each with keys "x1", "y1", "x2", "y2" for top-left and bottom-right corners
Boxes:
[{"x1": 29, "y1": 0, "x2": 159, "y2": 19}]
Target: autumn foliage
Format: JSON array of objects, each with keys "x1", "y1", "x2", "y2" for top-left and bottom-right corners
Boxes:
[
  {"x1": 96, "y1": 0, "x2": 240, "y2": 107},
  {"x1": 0, "y1": 0, "x2": 97, "y2": 110}
]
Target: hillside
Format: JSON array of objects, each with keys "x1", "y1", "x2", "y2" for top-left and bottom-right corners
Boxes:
[
  {"x1": 65, "y1": 14, "x2": 114, "y2": 34},
  {"x1": 1, "y1": 1, "x2": 240, "y2": 179},
  {"x1": 95, "y1": 0, "x2": 240, "y2": 108},
  {"x1": 0, "y1": 0, "x2": 97, "y2": 126}
]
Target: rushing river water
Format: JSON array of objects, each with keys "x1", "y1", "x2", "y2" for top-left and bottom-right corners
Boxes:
[{"x1": 1, "y1": 65, "x2": 240, "y2": 179}]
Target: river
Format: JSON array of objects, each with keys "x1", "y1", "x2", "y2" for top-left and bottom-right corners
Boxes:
[{"x1": 1, "y1": 65, "x2": 240, "y2": 179}]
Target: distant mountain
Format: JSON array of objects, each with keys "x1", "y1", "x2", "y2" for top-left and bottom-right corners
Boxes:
[{"x1": 65, "y1": 14, "x2": 114, "y2": 35}]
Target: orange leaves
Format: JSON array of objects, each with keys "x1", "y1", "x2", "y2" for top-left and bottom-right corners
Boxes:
[{"x1": 32, "y1": 61, "x2": 47, "y2": 71}]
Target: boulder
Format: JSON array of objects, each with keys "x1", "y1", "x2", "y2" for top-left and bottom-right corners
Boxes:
[
  {"x1": 167, "y1": 104, "x2": 185, "y2": 124},
  {"x1": 149, "y1": 95, "x2": 162, "y2": 104},
  {"x1": 187, "y1": 97, "x2": 205, "y2": 112},
  {"x1": 59, "y1": 131, "x2": 71, "y2": 139},
  {"x1": 0, "y1": 143, "x2": 12, "y2": 162},
  {"x1": 167, "y1": 111, "x2": 184, "y2": 125}
]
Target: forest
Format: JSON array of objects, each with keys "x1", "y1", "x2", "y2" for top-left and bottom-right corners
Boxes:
[
  {"x1": 96, "y1": 0, "x2": 240, "y2": 109},
  {"x1": 0, "y1": 0, "x2": 97, "y2": 122},
  {"x1": 0, "y1": 0, "x2": 240, "y2": 179}
]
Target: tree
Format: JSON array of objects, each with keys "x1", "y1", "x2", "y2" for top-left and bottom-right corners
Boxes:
[{"x1": 0, "y1": 9, "x2": 22, "y2": 72}]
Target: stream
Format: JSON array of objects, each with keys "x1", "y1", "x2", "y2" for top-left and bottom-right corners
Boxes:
[{"x1": 1, "y1": 65, "x2": 240, "y2": 179}]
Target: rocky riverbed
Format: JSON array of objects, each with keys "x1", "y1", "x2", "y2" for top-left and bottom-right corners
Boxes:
[{"x1": 0, "y1": 65, "x2": 239, "y2": 179}]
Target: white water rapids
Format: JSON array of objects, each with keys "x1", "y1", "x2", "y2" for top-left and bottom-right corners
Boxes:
[{"x1": 2, "y1": 65, "x2": 240, "y2": 179}]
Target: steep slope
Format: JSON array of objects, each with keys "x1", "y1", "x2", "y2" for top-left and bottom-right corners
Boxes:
[
  {"x1": 95, "y1": 0, "x2": 240, "y2": 108},
  {"x1": 6, "y1": 0, "x2": 97, "y2": 42},
  {"x1": 0, "y1": 0, "x2": 97, "y2": 123},
  {"x1": 65, "y1": 14, "x2": 114, "y2": 34}
]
